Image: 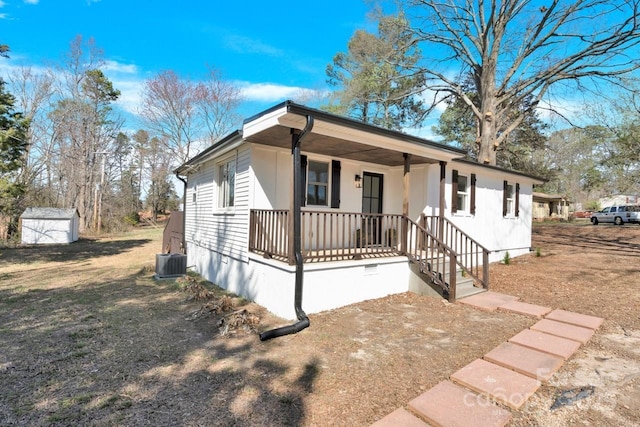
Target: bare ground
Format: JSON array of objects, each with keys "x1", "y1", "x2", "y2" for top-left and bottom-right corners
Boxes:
[{"x1": 0, "y1": 222, "x2": 638, "y2": 426}]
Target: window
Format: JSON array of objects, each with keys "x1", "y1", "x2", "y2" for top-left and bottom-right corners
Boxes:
[
  {"x1": 307, "y1": 160, "x2": 329, "y2": 206},
  {"x1": 451, "y1": 170, "x2": 476, "y2": 214},
  {"x1": 506, "y1": 183, "x2": 515, "y2": 215},
  {"x1": 503, "y1": 181, "x2": 520, "y2": 217},
  {"x1": 457, "y1": 174, "x2": 469, "y2": 212},
  {"x1": 218, "y1": 156, "x2": 236, "y2": 208}
]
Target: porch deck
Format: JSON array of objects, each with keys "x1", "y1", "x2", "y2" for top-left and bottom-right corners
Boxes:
[{"x1": 249, "y1": 209, "x2": 490, "y2": 301}]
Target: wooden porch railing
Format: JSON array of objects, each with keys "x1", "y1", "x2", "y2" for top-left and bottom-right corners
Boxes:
[
  {"x1": 249, "y1": 209, "x2": 405, "y2": 263},
  {"x1": 404, "y1": 216, "x2": 458, "y2": 301},
  {"x1": 249, "y1": 209, "x2": 489, "y2": 300},
  {"x1": 421, "y1": 214, "x2": 490, "y2": 290}
]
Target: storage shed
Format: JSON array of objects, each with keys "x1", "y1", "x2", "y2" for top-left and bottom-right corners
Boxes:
[{"x1": 20, "y1": 208, "x2": 80, "y2": 244}]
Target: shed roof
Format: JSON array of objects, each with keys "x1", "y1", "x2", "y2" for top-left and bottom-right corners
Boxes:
[{"x1": 20, "y1": 208, "x2": 79, "y2": 220}]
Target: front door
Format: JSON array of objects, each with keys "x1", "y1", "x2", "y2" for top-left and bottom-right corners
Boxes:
[{"x1": 362, "y1": 172, "x2": 383, "y2": 245}]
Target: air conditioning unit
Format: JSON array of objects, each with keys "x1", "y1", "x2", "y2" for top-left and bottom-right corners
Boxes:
[{"x1": 155, "y1": 253, "x2": 187, "y2": 278}]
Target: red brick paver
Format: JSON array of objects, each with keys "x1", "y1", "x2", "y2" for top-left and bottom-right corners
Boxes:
[
  {"x1": 545, "y1": 309, "x2": 604, "y2": 330},
  {"x1": 457, "y1": 291, "x2": 519, "y2": 312},
  {"x1": 531, "y1": 319, "x2": 595, "y2": 344},
  {"x1": 483, "y1": 341, "x2": 565, "y2": 382},
  {"x1": 451, "y1": 359, "x2": 540, "y2": 410},
  {"x1": 509, "y1": 329, "x2": 581, "y2": 360},
  {"x1": 497, "y1": 300, "x2": 552, "y2": 318},
  {"x1": 370, "y1": 408, "x2": 431, "y2": 427},
  {"x1": 408, "y1": 380, "x2": 511, "y2": 427}
]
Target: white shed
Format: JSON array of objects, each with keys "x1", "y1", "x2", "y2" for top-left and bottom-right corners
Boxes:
[{"x1": 20, "y1": 208, "x2": 80, "y2": 245}]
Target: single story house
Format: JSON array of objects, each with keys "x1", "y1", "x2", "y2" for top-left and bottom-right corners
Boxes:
[
  {"x1": 532, "y1": 192, "x2": 571, "y2": 220},
  {"x1": 176, "y1": 101, "x2": 544, "y2": 320},
  {"x1": 20, "y1": 207, "x2": 80, "y2": 245}
]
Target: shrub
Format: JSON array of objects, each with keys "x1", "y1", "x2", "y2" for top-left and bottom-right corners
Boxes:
[
  {"x1": 123, "y1": 212, "x2": 140, "y2": 226},
  {"x1": 503, "y1": 251, "x2": 511, "y2": 265}
]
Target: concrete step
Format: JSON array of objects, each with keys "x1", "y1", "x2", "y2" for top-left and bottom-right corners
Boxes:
[
  {"x1": 408, "y1": 380, "x2": 512, "y2": 427},
  {"x1": 451, "y1": 359, "x2": 541, "y2": 410}
]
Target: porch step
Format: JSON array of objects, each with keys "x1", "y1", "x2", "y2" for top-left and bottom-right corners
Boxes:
[{"x1": 456, "y1": 277, "x2": 487, "y2": 299}]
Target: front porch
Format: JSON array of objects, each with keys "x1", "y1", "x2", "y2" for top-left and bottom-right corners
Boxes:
[{"x1": 249, "y1": 209, "x2": 490, "y2": 301}]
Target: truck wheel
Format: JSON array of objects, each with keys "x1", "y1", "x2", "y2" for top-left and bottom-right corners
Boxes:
[
  {"x1": 591, "y1": 217, "x2": 598, "y2": 225},
  {"x1": 614, "y1": 216, "x2": 623, "y2": 225}
]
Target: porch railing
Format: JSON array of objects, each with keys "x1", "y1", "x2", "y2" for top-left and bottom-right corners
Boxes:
[
  {"x1": 249, "y1": 209, "x2": 405, "y2": 263},
  {"x1": 248, "y1": 209, "x2": 489, "y2": 300},
  {"x1": 421, "y1": 214, "x2": 490, "y2": 290},
  {"x1": 405, "y1": 216, "x2": 458, "y2": 301}
]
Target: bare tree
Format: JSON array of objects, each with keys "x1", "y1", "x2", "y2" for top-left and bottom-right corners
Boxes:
[
  {"x1": 139, "y1": 70, "x2": 200, "y2": 166},
  {"x1": 49, "y1": 36, "x2": 122, "y2": 231},
  {"x1": 6, "y1": 66, "x2": 56, "y2": 206},
  {"x1": 195, "y1": 66, "x2": 243, "y2": 144},
  {"x1": 404, "y1": 0, "x2": 640, "y2": 164}
]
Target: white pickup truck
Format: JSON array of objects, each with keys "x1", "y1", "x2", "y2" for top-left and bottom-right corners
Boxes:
[{"x1": 590, "y1": 205, "x2": 640, "y2": 225}]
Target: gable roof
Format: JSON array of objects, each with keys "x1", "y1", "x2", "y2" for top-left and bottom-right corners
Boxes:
[{"x1": 20, "y1": 208, "x2": 79, "y2": 220}]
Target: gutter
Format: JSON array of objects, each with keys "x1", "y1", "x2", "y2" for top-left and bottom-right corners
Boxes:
[
  {"x1": 175, "y1": 172, "x2": 188, "y2": 254},
  {"x1": 259, "y1": 115, "x2": 314, "y2": 341}
]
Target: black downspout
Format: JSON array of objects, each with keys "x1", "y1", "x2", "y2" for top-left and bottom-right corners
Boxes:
[
  {"x1": 259, "y1": 115, "x2": 314, "y2": 341},
  {"x1": 175, "y1": 173, "x2": 188, "y2": 254}
]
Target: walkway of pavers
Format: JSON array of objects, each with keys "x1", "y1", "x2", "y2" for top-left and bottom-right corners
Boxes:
[{"x1": 370, "y1": 291, "x2": 604, "y2": 427}]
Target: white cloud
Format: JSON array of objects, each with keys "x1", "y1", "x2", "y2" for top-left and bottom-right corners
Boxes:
[
  {"x1": 224, "y1": 34, "x2": 283, "y2": 57},
  {"x1": 24, "y1": 0, "x2": 39, "y2": 4},
  {"x1": 238, "y1": 82, "x2": 308, "y2": 102},
  {"x1": 103, "y1": 60, "x2": 138, "y2": 74}
]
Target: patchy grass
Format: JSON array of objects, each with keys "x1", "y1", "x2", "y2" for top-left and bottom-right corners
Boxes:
[{"x1": 1, "y1": 223, "x2": 639, "y2": 426}]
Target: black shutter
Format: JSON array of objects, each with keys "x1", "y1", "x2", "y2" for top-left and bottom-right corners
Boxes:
[
  {"x1": 515, "y1": 183, "x2": 520, "y2": 217},
  {"x1": 470, "y1": 173, "x2": 476, "y2": 215},
  {"x1": 331, "y1": 160, "x2": 341, "y2": 208},
  {"x1": 502, "y1": 180, "x2": 508, "y2": 217},
  {"x1": 300, "y1": 155, "x2": 307, "y2": 206},
  {"x1": 451, "y1": 169, "x2": 459, "y2": 213}
]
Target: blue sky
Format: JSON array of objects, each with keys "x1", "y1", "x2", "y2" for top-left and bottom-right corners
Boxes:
[{"x1": 1, "y1": 0, "x2": 376, "y2": 127}]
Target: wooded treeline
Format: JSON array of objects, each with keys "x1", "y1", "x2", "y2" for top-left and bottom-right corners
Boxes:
[
  {"x1": 3, "y1": 1, "x2": 640, "y2": 241},
  {"x1": 0, "y1": 36, "x2": 242, "y2": 239}
]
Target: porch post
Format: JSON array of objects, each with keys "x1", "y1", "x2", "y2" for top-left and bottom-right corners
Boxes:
[
  {"x1": 401, "y1": 153, "x2": 411, "y2": 254},
  {"x1": 439, "y1": 161, "x2": 446, "y2": 239}
]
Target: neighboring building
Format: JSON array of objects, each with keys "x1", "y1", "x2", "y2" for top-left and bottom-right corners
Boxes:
[
  {"x1": 20, "y1": 208, "x2": 80, "y2": 245},
  {"x1": 532, "y1": 192, "x2": 571, "y2": 220},
  {"x1": 599, "y1": 195, "x2": 640, "y2": 208},
  {"x1": 176, "y1": 101, "x2": 544, "y2": 319}
]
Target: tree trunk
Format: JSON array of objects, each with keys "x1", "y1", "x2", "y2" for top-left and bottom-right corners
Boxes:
[{"x1": 476, "y1": 68, "x2": 498, "y2": 165}]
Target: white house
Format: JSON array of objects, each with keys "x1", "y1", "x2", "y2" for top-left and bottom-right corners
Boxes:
[
  {"x1": 176, "y1": 101, "x2": 544, "y2": 320},
  {"x1": 20, "y1": 208, "x2": 80, "y2": 245}
]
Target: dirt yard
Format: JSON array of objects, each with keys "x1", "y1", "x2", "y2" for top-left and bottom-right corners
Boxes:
[{"x1": 0, "y1": 222, "x2": 638, "y2": 426}]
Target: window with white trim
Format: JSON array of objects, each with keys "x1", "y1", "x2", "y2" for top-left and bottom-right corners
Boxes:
[
  {"x1": 505, "y1": 182, "x2": 515, "y2": 216},
  {"x1": 456, "y1": 174, "x2": 469, "y2": 213},
  {"x1": 307, "y1": 160, "x2": 329, "y2": 206},
  {"x1": 218, "y1": 155, "x2": 236, "y2": 208}
]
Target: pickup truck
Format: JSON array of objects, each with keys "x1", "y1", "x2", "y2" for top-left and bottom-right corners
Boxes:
[{"x1": 590, "y1": 205, "x2": 640, "y2": 225}]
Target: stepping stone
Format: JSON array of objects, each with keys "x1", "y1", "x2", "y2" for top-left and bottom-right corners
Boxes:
[
  {"x1": 545, "y1": 309, "x2": 604, "y2": 330},
  {"x1": 408, "y1": 380, "x2": 511, "y2": 427},
  {"x1": 457, "y1": 291, "x2": 519, "y2": 312},
  {"x1": 509, "y1": 329, "x2": 581, "y2": 360},
  {"x1": 483, "y1": 342, "x2": 565, "y2": 382},
  {"x1": 497, "y1": 300, "x2": 552, "y2": 318},
  {"x1": 370, "y1": 408, "x2": 430, "y2": 427},
  {"x1": 450, "y1": 359, "x2": 540, "y2": 410},
  {"x1": 531, "y1": 319, "x2": 595, "y2": 344}
]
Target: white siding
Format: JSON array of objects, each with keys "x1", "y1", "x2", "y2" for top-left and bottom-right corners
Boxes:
[
  {"x1": 185, "y1": 142, "x2": 251, "y2": 262},
  {"x1": 426, "y1": 163, "x2": 536, "y2": 262},
  {"x1": 21, "y1": 219, "x2": 74, "y2": 244}
]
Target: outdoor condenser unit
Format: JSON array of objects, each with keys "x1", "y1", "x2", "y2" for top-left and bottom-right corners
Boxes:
[{"x1": 155, "y1": 253, "x2": 187, "y2": 278}]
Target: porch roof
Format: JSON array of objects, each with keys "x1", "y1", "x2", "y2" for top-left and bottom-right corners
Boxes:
[{"x1": 242, "y1": 101, "x2": 466, "y2": 167}]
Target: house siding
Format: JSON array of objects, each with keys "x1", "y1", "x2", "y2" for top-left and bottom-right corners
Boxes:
[
  {"x1": 425, "y1": 163, "x2": 535, "y2": 262},
  {"x1": 185, "y1": 142, "x2": 251, "y2": 262}
]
